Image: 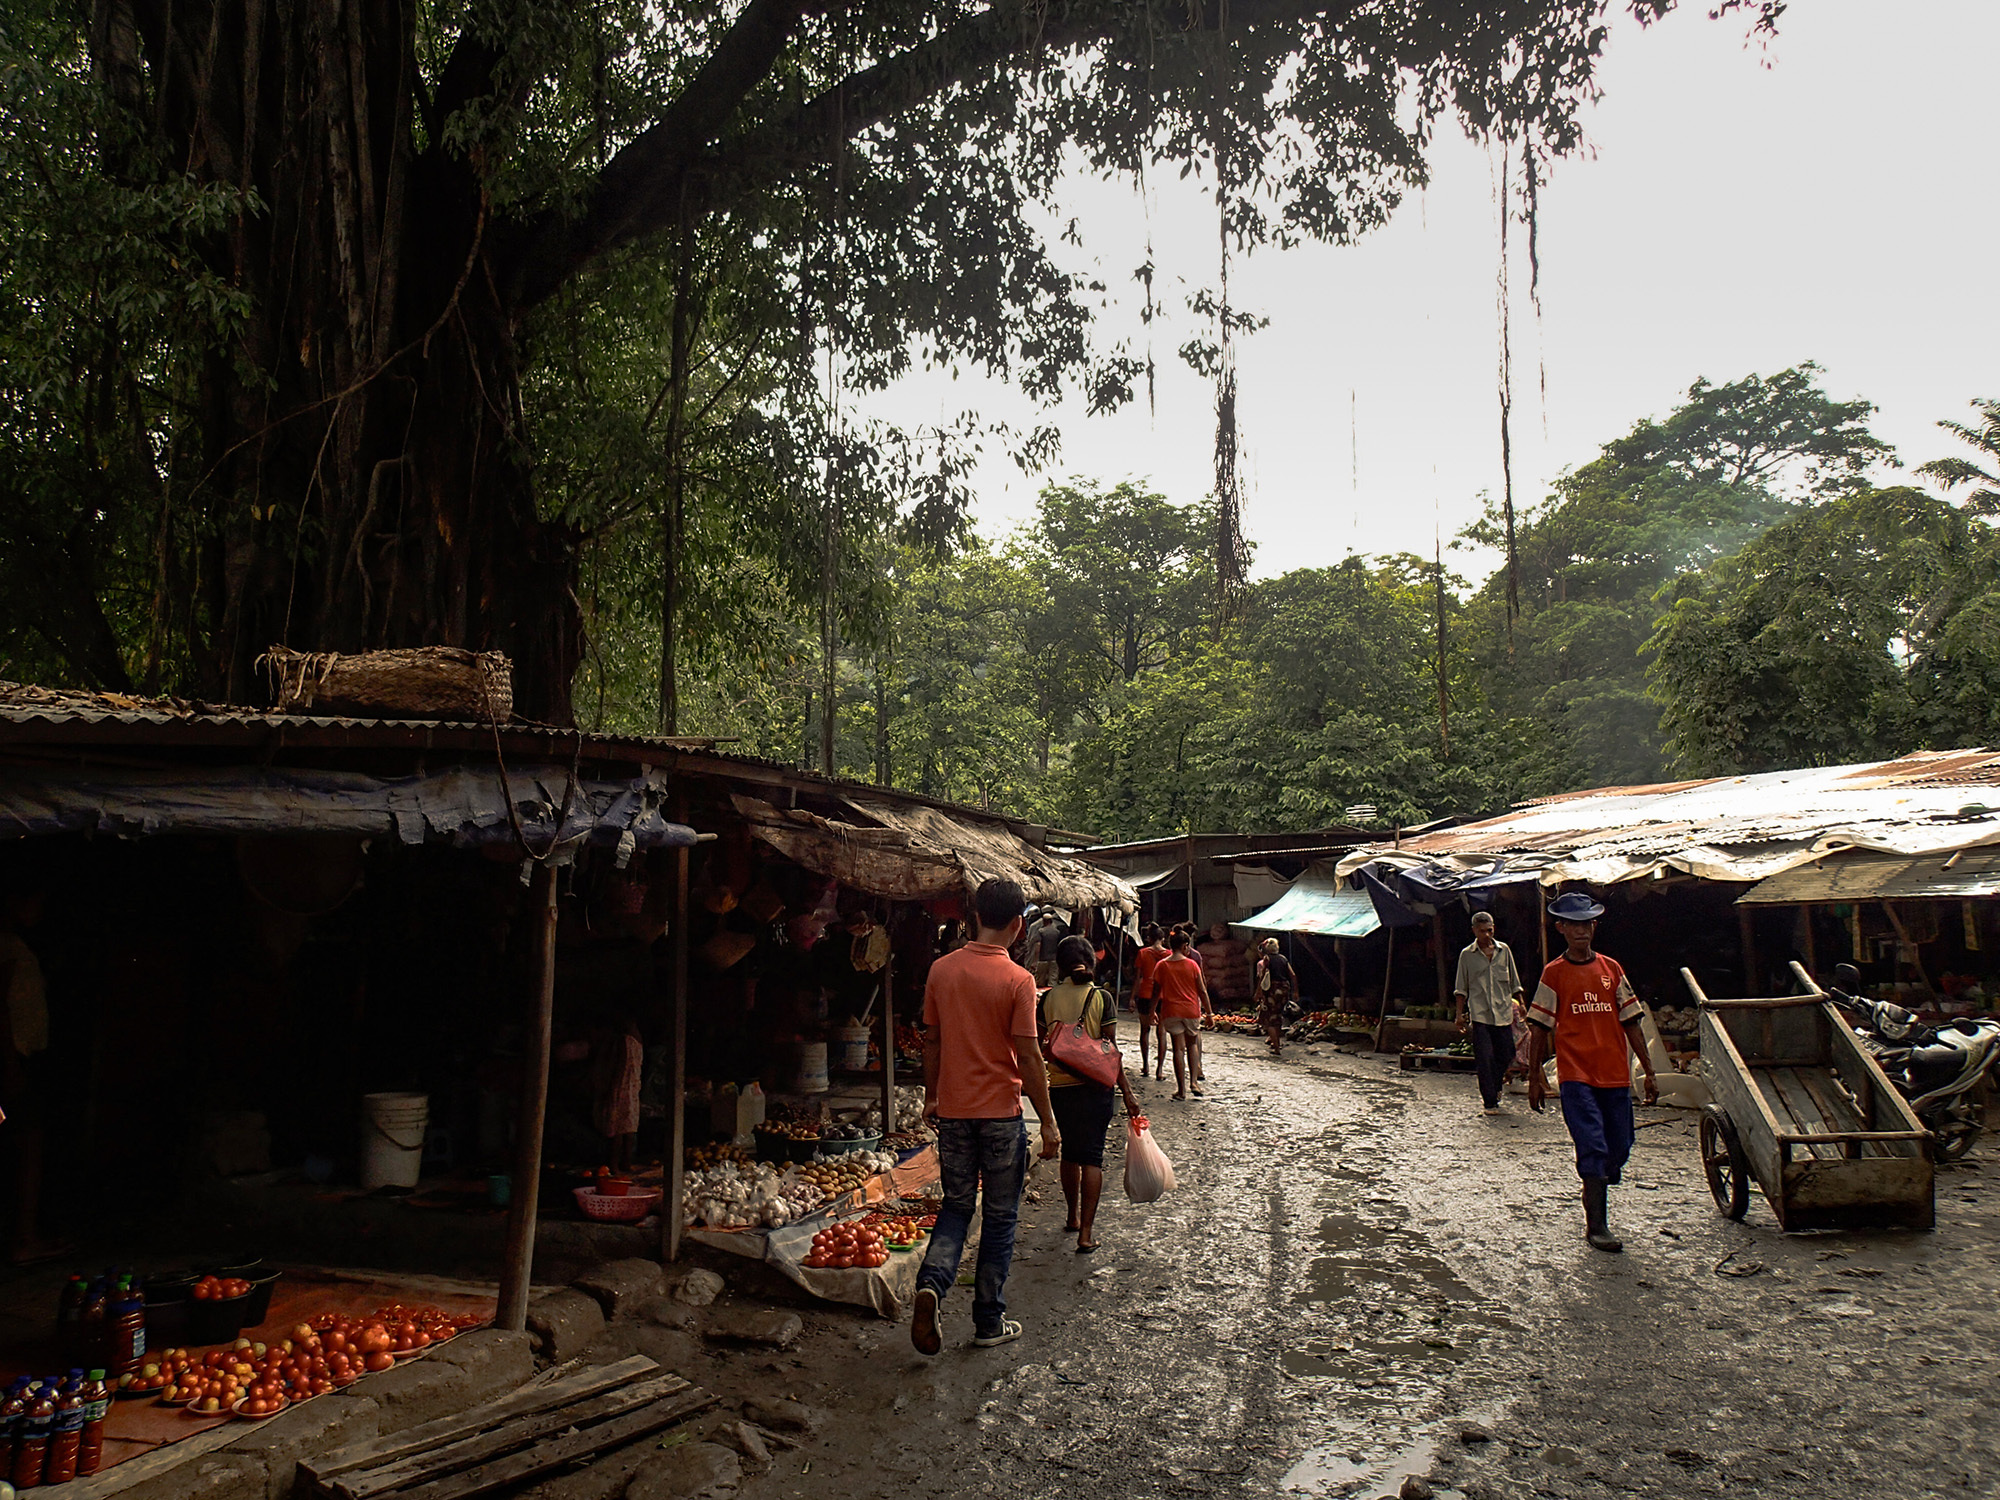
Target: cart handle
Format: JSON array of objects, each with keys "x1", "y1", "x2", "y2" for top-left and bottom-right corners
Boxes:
[
  {"x1": 1679, "y1": 967, "x2": 1711, "y2": 1005},
  {"x1": 1788, "y1": 960, "x2": 1823, "y2": 996}
]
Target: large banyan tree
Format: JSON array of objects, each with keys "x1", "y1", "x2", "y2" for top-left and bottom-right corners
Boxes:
[{"x1": 3, "y1": 1, "x2": 1777, "y2": 721}]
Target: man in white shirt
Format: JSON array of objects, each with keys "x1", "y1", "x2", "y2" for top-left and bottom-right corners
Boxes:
[{"x1": 1453, "y1": 910, "x2": 1524, "y2": 1115}]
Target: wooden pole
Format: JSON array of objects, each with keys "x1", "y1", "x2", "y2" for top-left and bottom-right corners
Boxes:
[
  {"x1": 665, "y1": 840, "x2": 690, "y2": 1262},
  {"x1": 497, "y1": 860, "x2": 558, "y2": 1332},
  {"x1": 880, "y1": 907, "x2": 896, "y2": 1138},
  {"x1": 1184, "y1": 834, "x2": 1197, "y2": 930},
  {"x1": 1799, "y1": 903, "x2": 1816, "y2": 974},
  {"x1": 1372, "y1": 928, "x2": 1396, "y2": 1053},
  {"x1": 1431, "y1": 912, "x2": 1449, "y2": 1012},
  {"x1": 1336, "y1": 938, "x2": 1348, "y2": 1001}
]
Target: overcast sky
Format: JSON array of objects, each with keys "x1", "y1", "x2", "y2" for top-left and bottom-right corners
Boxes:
[{"x1": 861, "y1": 0, "x2": 2000, "y2": 581}]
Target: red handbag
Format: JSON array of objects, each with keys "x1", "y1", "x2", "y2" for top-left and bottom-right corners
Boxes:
[{"x1": 1044, "y1": 987, "x2": 1124, "y2": 1088}]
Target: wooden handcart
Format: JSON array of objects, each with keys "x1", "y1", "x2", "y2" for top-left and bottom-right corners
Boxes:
[{"x1": 1682, "y1": 962, "x2": 1933, "y2": 1231}]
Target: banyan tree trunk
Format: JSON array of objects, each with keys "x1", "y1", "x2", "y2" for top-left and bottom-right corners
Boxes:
[{"x1": 108, "y1": 0, "x2": 582, "y2": 721}]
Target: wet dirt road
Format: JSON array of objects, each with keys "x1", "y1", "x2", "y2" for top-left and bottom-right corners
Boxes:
[{"x1": 753, "y1": 1035, "x2": 2000, "y2": 1500}]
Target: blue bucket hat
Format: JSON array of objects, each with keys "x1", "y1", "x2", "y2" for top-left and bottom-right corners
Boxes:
[{"x1": 1547, "y1": 892, "x2": 1606, "y2": 922}]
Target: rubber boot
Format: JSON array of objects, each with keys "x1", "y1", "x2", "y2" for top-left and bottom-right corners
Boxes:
[{"x1": 1583, "y1": 1176, "x2": 1622, "y2": 1253}]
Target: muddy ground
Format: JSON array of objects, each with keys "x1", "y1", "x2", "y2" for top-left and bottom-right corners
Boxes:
[{"x1": 645, "y1": 1033, "x2": 1998, "y2": 1500}]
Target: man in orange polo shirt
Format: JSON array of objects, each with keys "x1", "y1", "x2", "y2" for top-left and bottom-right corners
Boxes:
[
  {"x1": 1525, "y1": 892, "x2": 1658, "y2": 1253},
  {"x1": 911, "y1": 878, "x2": 1061, "y2": 1354}
]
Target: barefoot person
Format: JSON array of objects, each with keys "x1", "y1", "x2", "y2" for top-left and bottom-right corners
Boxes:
[
  {"x1": 1042, "y1": 936, "x2": 1142, "y2": 1253},
  {"x1": 1133, "y1": 924, "x2": 1168, "y2": 1078},
  {"x1": 1453, "y1": 911, "x2": 1524, "y2": 1115},
  {"x1": 1524, "y1": 892, "x2": 1659, "y2": 1253},
  {"x1": 1254, "y1": 937, "x2": 1294, "y2": 1057},
  {"x1": 1152, "y1": 930, "x2": 1213, "y2": 1100},
  {"x1": 912, "y1": 879, "x2": 1061, "y2": 1354}
]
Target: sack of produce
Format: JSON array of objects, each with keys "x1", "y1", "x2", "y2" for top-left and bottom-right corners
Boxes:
[{"x1": 1122, "y1": 1116, "x2": 1176, "y2": 1204}]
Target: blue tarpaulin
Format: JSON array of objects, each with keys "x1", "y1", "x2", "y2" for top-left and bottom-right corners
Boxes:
[
  {"x1": 1234, "y1": 875, "x2": 1384, "y2": 938},
  {"x1": 0, "y1": 764, "x2": 697, "y2": 857}
]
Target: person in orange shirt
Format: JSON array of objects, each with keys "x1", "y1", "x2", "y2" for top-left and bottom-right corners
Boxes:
[
  {"x1": 1525, "y1": 892, "x2": 1659, "y2": 1253},
  {"x1": 1132, "y1": 924, "x2": 1168, "y2": 1079},
  {"x1": 911, "y1": 878, "x2": 1060, "y2": 1355},
  {"x1": 1152, "y1": 929, "x2": 1214, "y2": 1100}
]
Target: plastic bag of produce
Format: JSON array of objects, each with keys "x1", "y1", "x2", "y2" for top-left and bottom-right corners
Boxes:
[{"x1": 1123, "y1": 1116, "x2": 1176, "y2": 1203}]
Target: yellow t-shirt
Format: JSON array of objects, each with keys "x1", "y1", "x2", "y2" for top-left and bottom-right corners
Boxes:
[{"x1": 1041, "y1": 980, "x2": 1111, "y2": 1090}]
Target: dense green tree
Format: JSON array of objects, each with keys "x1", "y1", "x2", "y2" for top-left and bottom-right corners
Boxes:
[
  {"x1": 1458, "y1": 363, "x2": 1894, "y2": 793},
  {"x1": 1916, "y1": 398, "x2": 2000, "y2": 516},
  {"x1": 1646, "y1": 487, "x2": 2000, "y2": 773},
  {"x1": 2, "y1": 0, "x2": 1781, "y2": 717}
]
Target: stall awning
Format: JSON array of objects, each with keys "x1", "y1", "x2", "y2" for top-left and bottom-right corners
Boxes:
[
  {"x1": 731, "y1": 794, "x2": 1139, "y2": 911},
  {"x1": 1737, "y1": 849, "x2": 2000, "y2": 904},
  {"x1": 0, "y1": 763, "x2": 697, "y2": 856},
  {"x1": 1234, "y1": 876, "x2": 1381, "y2": 938}
]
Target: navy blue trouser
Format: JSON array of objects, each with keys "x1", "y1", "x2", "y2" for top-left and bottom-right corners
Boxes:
[{"x1": 1560, "y1": 1081, "x2": 1635, "y2": 1183}]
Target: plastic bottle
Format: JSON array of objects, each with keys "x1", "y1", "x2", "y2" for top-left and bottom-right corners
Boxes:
[
  {"x1": 13, "y1": 1380, "x2": 54, "y2": 1489},
  {"x1": 0, "y1": 1376, "x2": 30, "y2": 1481},
  {"x1": 76, "y1": 1370, "x2": 109, "y2": 1478},
  {"x1": 44, "y1": 1379, "x2": 83, "y2": 1484},
  {"x1": 108, "y1": 1278, "x2": 146, "y2": 1376}
]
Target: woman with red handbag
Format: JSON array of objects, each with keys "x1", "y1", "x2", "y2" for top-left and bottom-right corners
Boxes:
[{"x1": 1041, "y1": 936, "x2": 1141, "y2": 1253}]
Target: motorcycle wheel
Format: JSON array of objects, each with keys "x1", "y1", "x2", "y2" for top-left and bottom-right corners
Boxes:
[
  {"x1": 1933, "y1": 1105, "x2": 1982, "y2": 1162},
  {"x1": 1699, "y1": 1105, "x2": 1751, "y2": 1220}
]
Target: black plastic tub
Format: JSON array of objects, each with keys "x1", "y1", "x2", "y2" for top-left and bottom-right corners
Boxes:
[
  {"x1": 185, "y1": 1292, "x2": 250, "y2": 1346},
  {"x1": 242, "y1": 1270, "x2": 282, "y2": 1330}
]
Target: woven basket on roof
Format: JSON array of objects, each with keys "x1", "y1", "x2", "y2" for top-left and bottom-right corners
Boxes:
[{"x1": 262, "y1": 646, "x2": 512, "y2": 723}]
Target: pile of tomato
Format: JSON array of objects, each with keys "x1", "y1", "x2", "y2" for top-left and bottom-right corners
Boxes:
[
  {"x1": 859, "y1": 1215, "x2": 929, "y2": 1245},
  {"x1": 189, "y1": 1275, "x2": 254, "y2": 1301},
  {"x1": 149, "y1": 1305, "x2": 484, "y2": 1417},
  {"x1": 802, "y1": 1222, "x2": 888, "y2": 1270}
]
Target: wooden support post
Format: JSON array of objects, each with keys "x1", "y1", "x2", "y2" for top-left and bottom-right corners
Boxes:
[
  {"x1": 1799, "y1": 903, "x2": 1816, "y2": 974},
  {"x1": 880, "y1": 907, "x2": 896, "y2": 1137},
  {"x1": 1537, "y1": 890, "x2": 1549, "y2": 968},
  {"x1": 665, "y1": 840, "x2": 690, "y2": 1262},
  {"x1": 1738, "y1": 906, "x2": 1758, "y2": 993},
  {"x1": 1336, "y1": 938, "x2": 1348, "y2": 1001},
  {"x1": 1184, "y1": 835, "x2": 1197, "y2": 930},
  {"x1": 1372, "y1": 929, "x2": 1396, "y2": 1053},
  {"x1": 1431, "y1": 912, "x2": 1449, "y2": 1012},
  {"x1": 497, "y1": 861, "x2": 558, "y2": 1332}
]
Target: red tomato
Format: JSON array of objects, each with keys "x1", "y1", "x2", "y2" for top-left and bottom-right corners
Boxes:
[{"x1": 364, "y1": 1351, "x2": 394, "y2": 1372}]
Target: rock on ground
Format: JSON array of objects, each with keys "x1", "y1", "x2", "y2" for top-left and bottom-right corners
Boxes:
[
  {"x1": 701, "y1": 1309, "x2": 802, "y2": 1349},
  {"x1": 737, "y1": 1396, "x2": 818, "y2": 1434},
  {"x1": 671, "y1": 1269, "x2": 726, "y2": 1307},
  {"x1": 527, "y1": 1287, "x2": 609, "y2": 1362},
  {"x1": 573, "y1": 1257, "x2": 668, "y2": 1319}
]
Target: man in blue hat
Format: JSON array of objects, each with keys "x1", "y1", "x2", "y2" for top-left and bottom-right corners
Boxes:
[{"x1": 1524, "y1": 892, "x2": 1659, "y2": 1252}]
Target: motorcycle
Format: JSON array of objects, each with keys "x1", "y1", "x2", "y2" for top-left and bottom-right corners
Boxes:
[{"x1": 1823, "y1": 961, "x2": 2000, "y2": 1161}]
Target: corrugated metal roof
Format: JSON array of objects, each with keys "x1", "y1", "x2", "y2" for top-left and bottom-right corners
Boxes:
[
  {"x1": 1339, "y1": 749, "x2": 2000, "y2": 890},
  {"x1": 1737, "y1": 849, "x2": 2000, "y2": 904}
]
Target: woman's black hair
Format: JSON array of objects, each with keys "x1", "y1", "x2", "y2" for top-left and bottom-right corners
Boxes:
[
  {"x1": 1141, "y1": 921, "x2": 1163, "y2": 944},
  {"x1": 1167, "y1": 928, "x2": 1192, "y2": 951},
  {"x1": 1055, "y1": 934, "x2": 1095, "y2": 980}
]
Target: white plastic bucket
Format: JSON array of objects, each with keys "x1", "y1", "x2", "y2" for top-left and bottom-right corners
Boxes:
[
  {"x1": 788, "y1": 1042, "x2": 829, "y2": 1095},
  {"x1": 834, "y1": 1022, "x2": 871, "y2": 1072},
  {"x1": 360, "y1": 1092, "x2": 430, "y2": 1190}
]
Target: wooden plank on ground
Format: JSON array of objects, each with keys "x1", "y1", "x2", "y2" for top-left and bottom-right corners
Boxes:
[
  {"x1": 304, "y1": 1356, "x2": 659, "y2": 1482},
  {"x1": 1794, "y1": 1068, "x2": 1875, "y2": 1155},
  {"x1": 335, "y1": 1374, "x2": 691, "y2": 1500},
  {"x1": 396, "y1": 1387, "x2": 718, "y2": 1500}
]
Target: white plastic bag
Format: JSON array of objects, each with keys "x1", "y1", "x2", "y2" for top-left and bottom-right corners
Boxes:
[{"x1": 1123, "y1": 1116, "x2": 1177, "y2": 1203}]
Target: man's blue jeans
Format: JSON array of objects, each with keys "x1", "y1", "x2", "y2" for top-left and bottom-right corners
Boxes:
[{"x1": 915, "y1": 1116, "x2": 1028, "y2": 1338}]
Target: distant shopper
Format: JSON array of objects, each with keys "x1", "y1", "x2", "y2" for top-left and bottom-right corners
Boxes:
[
  {"x1": 912, "y1": 879, "x2": 1061, "y2": 1354},
  {"x1": 1153, "y1": 930, "x2": 1214, "y2": 1100},
  {"x1": 1042, "y1": 936, "x2": 1142, "y2": 1253},
  {"x1": 1525, "y1": 892, "x2": 1659, "y2": 1253},
  {"x1": 1255, "y1": 937, "x2": 1295, "y2": 1057},
  {"x1": 590, "y1": 1008, "x2": 645, "y2": 1175},
  {"x1": 1133, "y1": 924, "x2": 1168, "y2": 1078},
  {"x1": 1025, "y1": 908, "x2": 1067, "y2": 988},
  {"x1": 1454, "y1": 911, "x2": 1525, "y2": 1115}
]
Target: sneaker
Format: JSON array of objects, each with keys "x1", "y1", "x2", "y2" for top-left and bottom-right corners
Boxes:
[
  {"x1": 1482, "y1": 1104, "x2": 1504, "y2": 1116},
  {"x1": 972, "y1": 1319, "x2": 1023, "y2": 1347},
  {"x1": 910, "y1": 1287, "x2": 942, "y2": 1356}
]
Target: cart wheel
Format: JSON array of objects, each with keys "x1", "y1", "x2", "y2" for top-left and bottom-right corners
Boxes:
[{"x1": 1699, "y1": 1105, "x2": 1750, "y2": 1220}]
